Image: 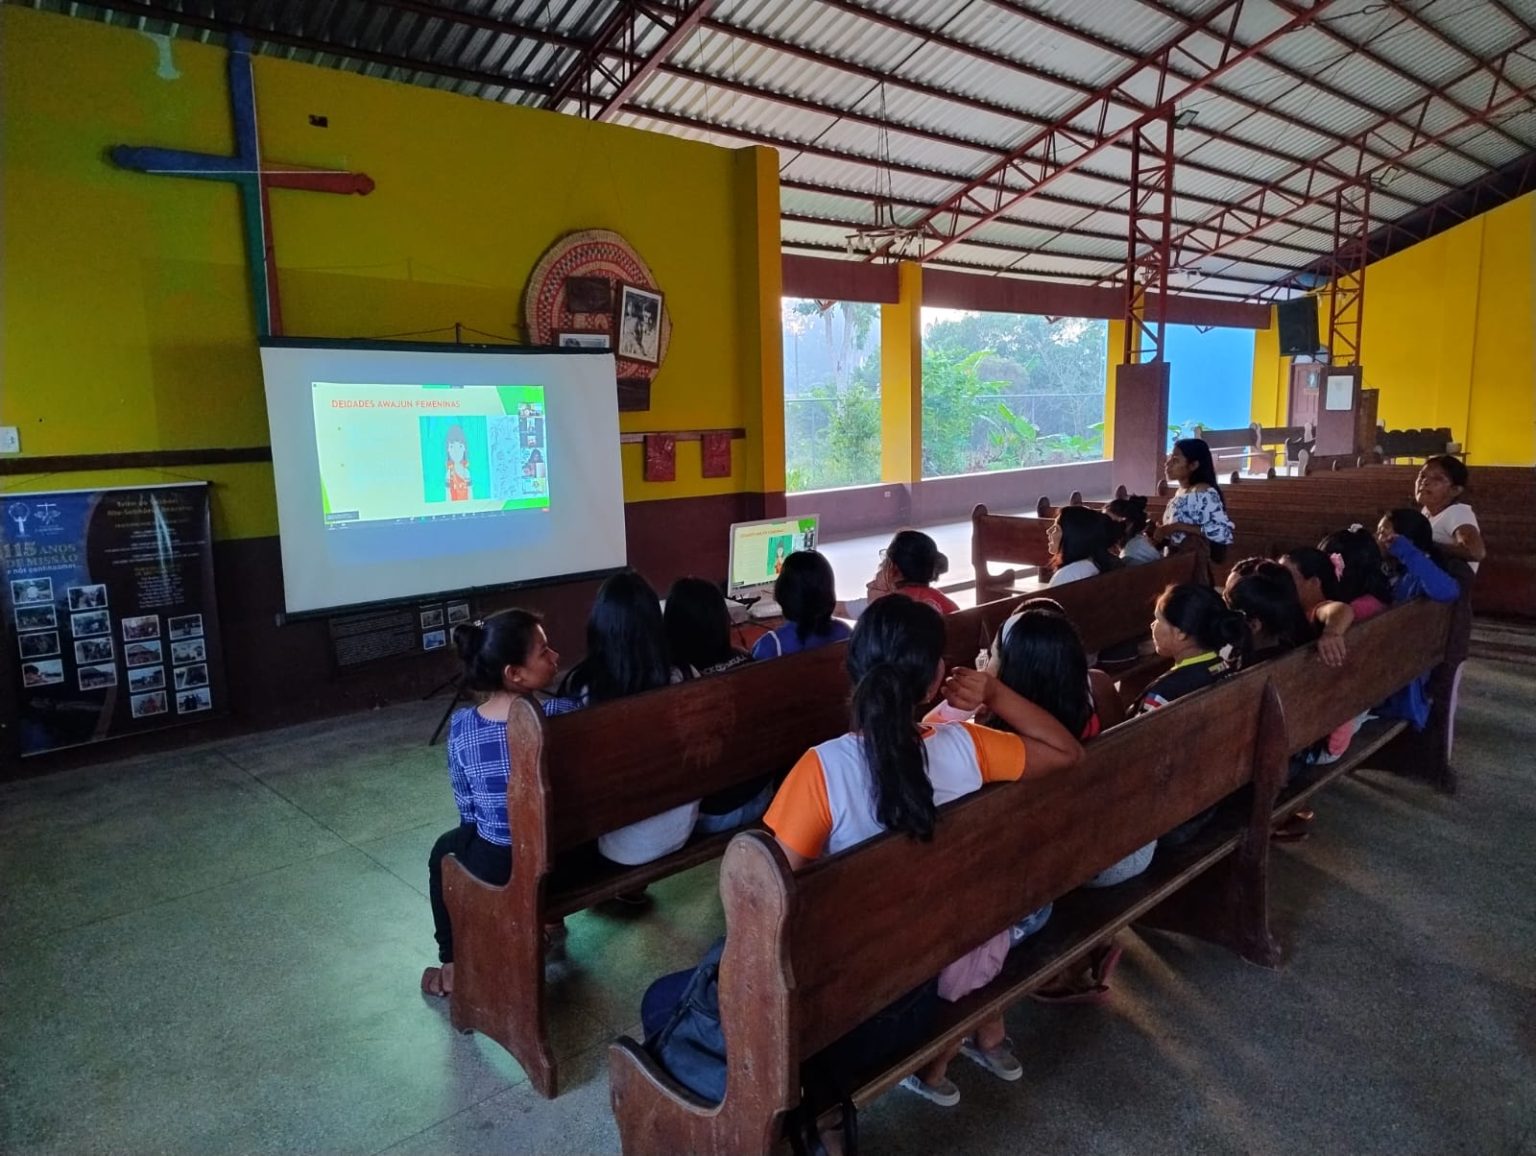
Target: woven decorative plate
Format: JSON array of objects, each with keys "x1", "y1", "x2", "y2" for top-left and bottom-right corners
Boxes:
[{"x1": 524, "y1": 229, "x2": 671, "y2": 383}]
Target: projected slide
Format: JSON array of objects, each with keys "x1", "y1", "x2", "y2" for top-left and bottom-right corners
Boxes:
[{"x1": 313, "y1": 384, "x2": 550, "y2": 527}]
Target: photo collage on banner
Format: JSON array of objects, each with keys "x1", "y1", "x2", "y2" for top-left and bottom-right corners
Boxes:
[{"x1": 1, "y1": 484, "x2": 223, "y2": 757}]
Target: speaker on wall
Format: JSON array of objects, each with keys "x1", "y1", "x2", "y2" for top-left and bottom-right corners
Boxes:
[{"x1": 1276, "y1": 296, "x2": 1320, "y2": 356}]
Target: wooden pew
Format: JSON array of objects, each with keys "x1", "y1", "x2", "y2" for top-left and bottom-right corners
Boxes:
[
  {"x1": 971, "y1": 503, "x2": 1052, "y2": 603},
  {"x1": 442, "y1": 642, "x2": 852, "y2": 1098},
  {"x1": 444, "y1": 555, "x2": 1207, "y2": 1097},
  {"x1": 607, "y1": 598, "x2": 1458, "y2": 1154}
]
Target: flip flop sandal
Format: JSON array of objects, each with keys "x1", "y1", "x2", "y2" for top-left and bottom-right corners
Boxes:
[
  {"x1": 1089, "y1": 943, "x2": 1124, "y2": 986},
  {"x1": 1029, "y1": 981, "x2": 1112, "y2": 1006},
  {"x1": 420, "y1": 966, "x2": 450, "y2": 998}
]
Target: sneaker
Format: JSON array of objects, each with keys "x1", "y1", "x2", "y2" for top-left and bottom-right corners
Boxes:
[
  {"x1": 898, "y1": 1074, "x2": 960, "y2": 1107},
  {"x1": 959, "y1": 1037, "x2": 1023, "y2": 1082}
]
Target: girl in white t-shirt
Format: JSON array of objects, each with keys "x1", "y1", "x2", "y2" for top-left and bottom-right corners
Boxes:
[
  {"x1": 1047, "y1": 505, "x2": 1123, "y2": 587},
  {"x1": 1416, "y1": 454, "x2": 1485, "y2": 573}
]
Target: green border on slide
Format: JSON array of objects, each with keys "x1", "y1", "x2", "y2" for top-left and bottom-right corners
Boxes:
[
  {"x1": 502, "y1": 496, "x2": 549, "y2": 511},
  {"x1": 496, "y1": 385, "x2": 545, "y2": 413},
  {"x1": 321, "y1": 479, "x2": 332, "y2": 516}
]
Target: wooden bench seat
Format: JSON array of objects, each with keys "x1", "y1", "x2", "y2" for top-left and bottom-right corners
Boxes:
[{"x1": 608, "y1": 597, "x2": 1459, "y2": 1154}]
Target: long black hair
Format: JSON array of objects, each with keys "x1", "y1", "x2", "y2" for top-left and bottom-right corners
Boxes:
[
  {"x1": 1173, "y1": 437, "x2": 1222, "y2": 491},
  {"x1": 663, "y1": 577, "x2": 738, "y2": 671},
  {"x1": 1158, "y1": 582, "x2": 1249, "y2": 661},
  {"x1": 775, "y1": 550, "x2": 838, "y2": 645},
  {"x1": 562, "y1": 570, "x2": 671, "y2": 702},
  {"x1": 452, "y1": 609, "x2": 542, "y2": 693},
  {"x1": 1284, "y1": 546, "x2": 1342, "y2": 601},
  {"x1": 1225, "y1": 562, "x2": 1311, "y2": 655},
  {"x1": 1105, "y1": 494, "x2": 1150, "y2": 544},
  {"x1": 1385, "y1": 508, "x2": 1442, "y2": 559},
  {"x1": 993, "y1": 608, "x2": 1091, "y2": 738},
  {"x1": 886, "y1": 529, "x2": 948, "y2": 587},
  {"x1": 1318, "y1": 527, "x2": 1392, "y2": 605},
  {"x1": 847, "y1": 595, "x2": 947, "y2": 841},
  {"x1": 1052, "y1": 505, "x2": 1122, "y2": 574}
]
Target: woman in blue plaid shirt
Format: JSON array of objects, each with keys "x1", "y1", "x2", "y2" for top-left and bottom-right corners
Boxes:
[{"x1": 421, "y1": 609, "x2": 560, "y2": 999}]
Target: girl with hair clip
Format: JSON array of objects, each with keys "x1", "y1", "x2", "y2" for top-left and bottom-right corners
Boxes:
[
  {"x1": 1106, "y1": 494, "x2": 1162, "y2": 565},
  {"x1": 1136, "y1": 584, "x2": 1248, "y2": 714},
  {"x1": 1047, "y1": 506, "x2": 1124, "y2": 586},
  {"x1": 1224, "y1": 561, "x2": 1312, "y2": 667},
  {"x1": 1149, "y1": 439, "x2": 1236, "y2": 562},
  {"x1": 422, "y1": 609, "x2": 560, "y2": 998},
  {"x1": 1319, "y1": 525, "x2": 1394, "y2": 622},
  {"x1": 1416, "y1": 454, "x2": 1485, "y2": 572},
  {"x1": 852, "y1": 529, "x2": 959, "y2": 617},
  {"x1": 1279, "y1": 547, "x2": 1356, "y2": 668},
  {"x1": 763, "y1": 596, "x2": 1083, "y2": 1109},
  {"x1": 549, "y1": 570, "x2": 701, "y2": 869},
  {"x1": 751, "y1": 550, "x2": 853, "y2": 659}
]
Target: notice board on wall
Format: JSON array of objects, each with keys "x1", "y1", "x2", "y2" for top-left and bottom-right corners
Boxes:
[{"x1": 0, "y1": 482, "x2": 224, "y2": 757}]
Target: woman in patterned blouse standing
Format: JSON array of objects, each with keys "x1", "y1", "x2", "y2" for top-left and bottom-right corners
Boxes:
[{"x1": 1150, "y1": 437, "x2": 1236, "y2": 562}]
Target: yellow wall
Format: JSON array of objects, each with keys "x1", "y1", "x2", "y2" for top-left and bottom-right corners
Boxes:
[
  {"x1": 1, "y1": 7, "x2": 781, "y2": 536},
  {"x1": 1250, "y1": 192, "x2": 1536, "y2": 465},
  {"x1": 879, "y1": 262, "x2": 923, "y2": 483}
]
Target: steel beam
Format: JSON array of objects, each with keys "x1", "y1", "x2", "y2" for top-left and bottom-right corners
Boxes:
[
  {"x1": 870, "y1": 0, "x2": 1340, "y2": 264},
  {"x1": 1173, "y1": 29, "x2": 1536, "y2": 295},
  {"x1": 1124, "y1": 116, "x2": 1177, "y2": 364},
  {"x1": 1324, "y1": 181, "x2": 1370, "y2": 366},
  {"x1": 545, "y1": 0, "x2": 717, "y2": 120}
]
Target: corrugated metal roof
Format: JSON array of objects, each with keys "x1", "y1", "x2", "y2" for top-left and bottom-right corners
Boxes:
[{"x1": 15, "y1": 0, "x2": 1536, "y2": 302}]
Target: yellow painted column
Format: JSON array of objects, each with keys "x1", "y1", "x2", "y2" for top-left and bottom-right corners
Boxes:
[
  {"x1": 880, "y1": 261, "x2": 923, "y2": 483},
  {"x1": 736, "y1": 146, "x2": 786, "y2": 501},
  {"x1": 1250, "y1": 307, "x2": 1284, "y2": 428}
]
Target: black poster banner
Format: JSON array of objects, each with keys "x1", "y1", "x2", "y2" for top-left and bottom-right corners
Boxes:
[{"x1": 1, "y1": 483, "x2": 224, "y2": 757}]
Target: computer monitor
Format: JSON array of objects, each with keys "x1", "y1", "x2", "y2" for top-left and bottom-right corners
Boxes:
[{"x1": 727, "y1": 515, "x2": 819, "y2": 599}]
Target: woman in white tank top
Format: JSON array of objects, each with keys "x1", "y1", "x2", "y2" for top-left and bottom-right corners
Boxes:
[{"x1": 1416, "y1": 454, "x2": 1485, "y2": 573}]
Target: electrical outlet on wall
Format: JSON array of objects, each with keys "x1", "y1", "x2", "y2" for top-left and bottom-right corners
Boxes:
[{"x1": 0, "y1": 427, "x2": 19, "y2": 453}]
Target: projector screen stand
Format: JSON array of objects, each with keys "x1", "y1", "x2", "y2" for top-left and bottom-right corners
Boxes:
[{"x1": 424, "y1": 672, "x2": 468, "y2": 746}]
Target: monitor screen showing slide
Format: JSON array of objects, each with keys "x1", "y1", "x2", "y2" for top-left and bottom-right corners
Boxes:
[
  {"x1": 728, "y1": 516, "x2": 819, "y2": 596},
  {"x1": 260, "y1": 341, "x2": 626, "y2": 616}
]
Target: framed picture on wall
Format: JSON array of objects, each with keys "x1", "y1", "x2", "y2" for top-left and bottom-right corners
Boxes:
[
  {"x1": 557, "y1": 330, "x2": 611, "y2": 350},
  {"x1": 614, "y1": 283, "x2": 663, "y2": 366}
]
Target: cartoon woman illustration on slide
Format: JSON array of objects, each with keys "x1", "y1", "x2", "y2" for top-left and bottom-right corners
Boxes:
[
  {"x1": 445, "y1": 424, "x2": 471, "y2": 502},
  {"x1": 770, "y1": 538, "x2": 788, "y2": 577}
]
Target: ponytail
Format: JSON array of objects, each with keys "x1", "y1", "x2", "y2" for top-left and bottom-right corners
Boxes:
[
  {"x1": 453, "y1": 608, "x2": 541, "y2": 693},
  {"x1": 846, "y1": 596, "x2": 946, "y2": 841},
  {"x1": 1158, "y1": 583, "x2": 1249, "y2": 666}
]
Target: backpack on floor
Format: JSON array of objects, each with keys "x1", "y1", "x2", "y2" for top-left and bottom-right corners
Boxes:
[{"x1": 644, "y1": 937, "x2": 727, "y2": 1104}]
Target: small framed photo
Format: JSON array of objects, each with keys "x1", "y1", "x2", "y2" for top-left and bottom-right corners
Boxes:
[
  {"x1": 74, "y1": 637, "x2": 115, "y2": 665},
  {"x1": 167, "y1": 614, "x2": 204, "y2": 640},
  {"x1": 125, "y1": 640, "x2": 164, "y2": 668},
  {"x1": 557, "y1": 330, "x2": 611, "y2": 350},
  {"x1": 67, "y1": 584, "x2": 108, "y2": 611},
  {"x1": 614, "y1": 283, "x2": 664, "y2": 366},
  {"x1": 422, "y1": 629, "x2": 447, "y2": 651},
  {"x1": 128, "y1": 665, "x2": 166, "y2": 692},
  {"x1": 174, "y1": 663, "x2": 209, "y2": 691},
  {"x1": 10, "y1": 577, "x2": 53, "y2": 606},
  {"x1": 15, "y1": 605, "x2": 57, "y2": 631},
  {"x1": 170, "y1": 638, "x2": 206, "y2": 665},
  {"x1": 71, "y1": 611, "x2": 111, "y2": 638},
  {"x1": 420, "y1": 608, "x2": 444, "y2": 630},
  {"x1": 19, "y1": 630, "x2": 60, "y2": 659},
  {"x1": 176, "y1": 686, "x2": 213, "y2": 714},
  {"x1": 131, "y1": 691, "x2": 169, "y2": 719},
  {"x1": 122, "y1": 614, "x2": 160, "y2": 641},
  {"x1": 77, "y1": 663, "x2": 118, "y2": 691},
  {"x1": 446, "y1": 602, "x2": 471, "y2": 626},
  {"x1": 22, "y1": 658, "x2": 65, "y2": 687}
]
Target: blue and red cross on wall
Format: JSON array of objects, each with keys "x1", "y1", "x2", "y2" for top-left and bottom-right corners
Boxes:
[{"x1": 111, "y1": 35, "x2": 374, "y2": 336}]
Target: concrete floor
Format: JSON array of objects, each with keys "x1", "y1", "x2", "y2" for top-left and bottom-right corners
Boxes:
[{"x1": 2, "y1": 656, "x2": 1533, "y2": 1155}]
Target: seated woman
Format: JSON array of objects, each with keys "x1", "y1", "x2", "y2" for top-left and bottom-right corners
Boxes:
[
  {"x1": 422, "y1": 609, "x2": 560, "y2": 997},
  {"x1": 1048, "y1": 506, "x2": 1123, "y2": 586},
  {"x1": 1279, "y1": 547, "x2": 1357, "y2": 668},
  {"x1": 664, "y1": 577, "x2": 751, "y2": 676},
  {"x1": 1416, "y1": 454, "x2": 1485, "y2": 572},
  {"x1": 639, "y1": 597, "x2": 1082, "y2": 1115},
  {"x1": 1225, "y1": 561, "x2": 1312, "y2": 667},
  {"x1": 750, "y1": 550, "x2": 852, "y2": 659},
  {"x1": 1106, "y1": 494, "x2": 1162, "y2": 565},
  {"x1": 851, "y1": 529, "x2": 959, "y2": 616},
  {"x1": 1135, "y1": 584, "x2": 1248, "y2": 714},
  {"x1": 550, "y1": 570, "x2": 700, "y2": 867},
  {"x1": 1149, "y1": 439, "x2": 1236, "y2": 562}
]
